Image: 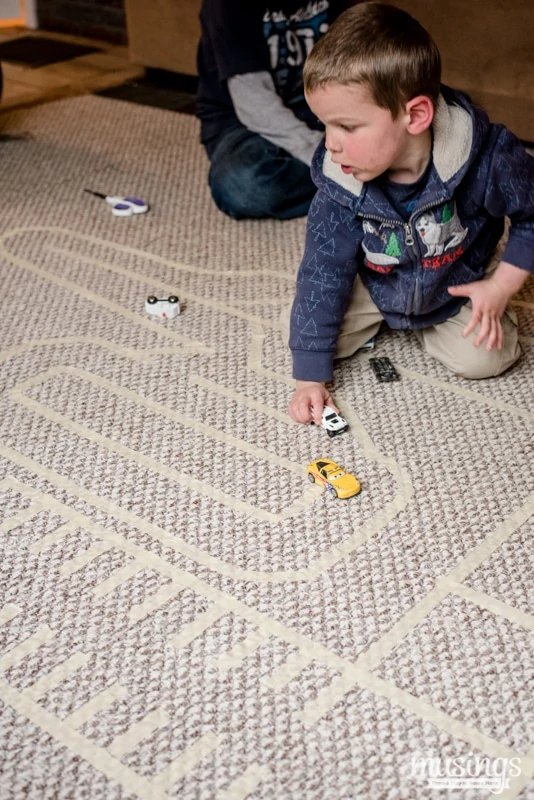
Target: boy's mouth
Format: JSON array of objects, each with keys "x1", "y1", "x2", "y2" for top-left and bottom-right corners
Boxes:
[{"x1": 341, "y1": 165, "x2": 354, "y2": 174}]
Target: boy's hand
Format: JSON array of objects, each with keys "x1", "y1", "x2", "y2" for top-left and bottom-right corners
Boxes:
[
  {"x1": 448, "y1": 279, "x2": 509, "y2": 351},
  {"x1": 288, "y1": 381, "x2": 339, "y2": 425},
  {"x1": 448, "y1": 261, "x2": 529, "y2": 351}
]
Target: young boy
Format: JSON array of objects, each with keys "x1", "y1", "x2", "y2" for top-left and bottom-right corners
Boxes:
[{"x1": 288, "y1": 2, "x2": 534, "y2": 425}]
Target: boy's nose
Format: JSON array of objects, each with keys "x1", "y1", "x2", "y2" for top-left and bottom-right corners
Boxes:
[{"x1": 325, "y1": 131, "x2": 342, "y2": 154}]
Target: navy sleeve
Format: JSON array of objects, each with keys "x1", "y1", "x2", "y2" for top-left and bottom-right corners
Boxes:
[
  {"x1": 483, "y1": 126, "x2": 534, "y2": 273},
  {"x1": 289, "y1": 190, "x2": 363, "y2": 382},
  {"x1": 199, "y1": 0, "x2": 268, "y2": 82}
]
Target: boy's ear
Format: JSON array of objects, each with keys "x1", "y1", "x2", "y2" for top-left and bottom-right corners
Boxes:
[{"x1": 405, "y1": 95, "x2": 434, "y2": 134}]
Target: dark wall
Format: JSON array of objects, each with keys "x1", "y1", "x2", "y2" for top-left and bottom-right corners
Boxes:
[{"x1": 36, "y1": 0, "x2": 127, "y2": 45}]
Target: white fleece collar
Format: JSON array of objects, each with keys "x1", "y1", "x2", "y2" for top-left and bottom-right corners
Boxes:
[
  {"x1": 321, "y1": 94, "x2": 474, "y2": 196},
  {"x1": 322, "y1": 151, "x2": 364, "y2": 195},
  {"x1": 431, "y1": 95, "x2": 473, "y2": 182}
]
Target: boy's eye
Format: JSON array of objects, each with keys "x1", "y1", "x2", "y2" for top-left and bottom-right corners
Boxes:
[{"x1": 340, "y1": 124, "x2": 357, "y2": 132}]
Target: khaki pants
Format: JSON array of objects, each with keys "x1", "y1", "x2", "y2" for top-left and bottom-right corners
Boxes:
[
  {"x1": 337, "y1": 274, "x2": 520, "y2": 379},
  {"x1": 285, "y1": 250, "x2": 521, "y2": 379}
]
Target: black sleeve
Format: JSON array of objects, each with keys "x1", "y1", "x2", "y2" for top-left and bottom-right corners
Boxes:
[{"x1": 199, "y1": 0, "x2": 270, "y2": 82}]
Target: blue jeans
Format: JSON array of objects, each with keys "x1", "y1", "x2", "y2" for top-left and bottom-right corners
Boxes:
[{"x1": 204, "y1": 124, "x2": 316, "y2": 220}]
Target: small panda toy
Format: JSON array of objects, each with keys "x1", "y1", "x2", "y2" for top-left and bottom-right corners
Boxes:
[{"x1": 145, "y1": 295, "x2": 181, "y2": 319}]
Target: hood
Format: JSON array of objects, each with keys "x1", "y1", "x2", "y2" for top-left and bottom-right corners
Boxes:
[{"x1": 310, "y1": 86, "x2": 491, "y2": 210}]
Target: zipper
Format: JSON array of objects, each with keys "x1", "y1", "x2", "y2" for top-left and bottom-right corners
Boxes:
[
  {"x1": 358, "y1": 212, "x2": 415, "y2": 248},
  {"x1": 408, "y1": 198, "x2": 446, "y2": 237},
  {"x1": 358, "y1": 212, "x2": 417, "y2": 314},
  {"x1": 359, "y1": 199, "x2": 448, "y2": 316},
  {"x1": 407, "y1": 199, "x2": 448, "y2": 314}
]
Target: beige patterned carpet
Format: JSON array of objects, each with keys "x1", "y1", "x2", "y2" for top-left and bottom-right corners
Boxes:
[{"x1": 0, "y1": 96, "x2": 533, "y2": 800}]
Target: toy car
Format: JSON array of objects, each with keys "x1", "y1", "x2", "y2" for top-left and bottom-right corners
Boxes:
[
  {"x1": 307, "y1": 458, "x2": 361, "y2": 499},
  {"x1": 360, "y1": 336, "x2": 375, "y2": 351},
  {"x1": 310, "y1": 405, "x2": 349, "y2": 437},
  {"x1": 369, "y1": 356, "x2": 399, "y2": 382},
  {"x1": 145, "y1": 295, "x2": 180, "y2": 318},
  {"x1": 320, "y1": 406, "x2": 349, "y2": 438}
]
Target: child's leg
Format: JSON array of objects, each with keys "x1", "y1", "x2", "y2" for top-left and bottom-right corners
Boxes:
[
  {"x1": 205, "y1": 125, "x2": 316, "y2": 220},
  {"x1": 415, "y1": 241, "x2": 521, "y2": 378},
  {"x1": 414, "y1": 303, "x2": 521, "y2": 378},
  {"x1": 336, "y1": 276, "x2": 384, "y2": 358}
]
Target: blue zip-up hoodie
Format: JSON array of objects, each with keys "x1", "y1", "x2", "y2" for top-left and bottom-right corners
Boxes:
[{"x1": 290, "y1": 87, "x2": 534, "y2": 382}]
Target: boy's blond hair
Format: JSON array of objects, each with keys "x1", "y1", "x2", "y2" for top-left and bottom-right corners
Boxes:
[{"x1": 303, "y1": 2, "x2": 441, "y2": 118}]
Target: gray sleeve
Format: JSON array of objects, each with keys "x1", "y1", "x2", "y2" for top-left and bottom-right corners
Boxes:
[{"x1": 227, "y1": 71, "x2": 323, "y2": 167}]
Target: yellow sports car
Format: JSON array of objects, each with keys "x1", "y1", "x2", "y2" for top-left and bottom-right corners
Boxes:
[{"x1": 307, "y1": 458, "x2": 361, "y2": 499}]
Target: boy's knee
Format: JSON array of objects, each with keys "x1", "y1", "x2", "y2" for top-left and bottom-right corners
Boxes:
[
  {"x1": 422, "y1": 307, "x2": 521, "y2": 380},
  {"x1": 450, "y1": 342, "x2": 521, "y2": 380},
  {"x1": 209, "y1": 160, "x2": 264, "y2": 219},
  {"x1": 208, "y1": 138, "x2": 314, "y2": 219},
  {"x1": 453, "y1": 353, "x2": 503, "y2": 380},
  {"x1": 209, "y1": 155, "x2": 300, "y2": 219}
]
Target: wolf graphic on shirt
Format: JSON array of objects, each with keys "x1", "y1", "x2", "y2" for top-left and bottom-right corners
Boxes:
[{"x1": 415, "y1": 205, "x2": 468, "y2": 256}]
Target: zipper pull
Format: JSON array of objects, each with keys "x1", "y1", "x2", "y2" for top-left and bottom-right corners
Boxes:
[{"x1": 405, "y1": 223, "x2": 414, "y2": 246}]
